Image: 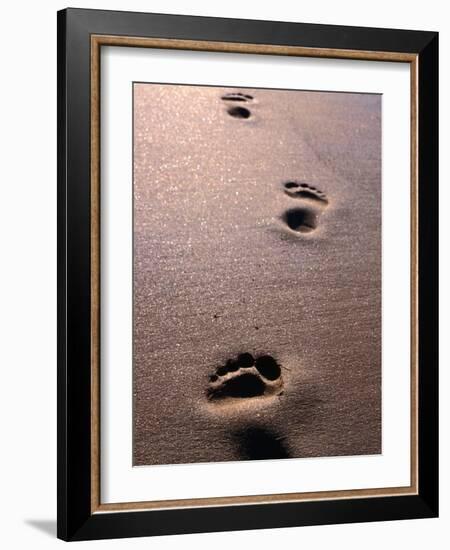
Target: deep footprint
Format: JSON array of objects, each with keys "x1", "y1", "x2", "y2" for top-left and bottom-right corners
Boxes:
[
  {"x1": 281, "y1": 182, "x2": 329, "y2": 234},
  {"x1": 207, "y1": 353, "x2": 283, "y2": 400}
]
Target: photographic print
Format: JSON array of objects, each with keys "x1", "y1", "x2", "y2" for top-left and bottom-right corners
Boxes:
[
  {"x1": 133, "y1": 83, "x2": 382, "y2": 466},
  {"x1": 58, "y1": 9, "x2": 438, "y2": 540}
]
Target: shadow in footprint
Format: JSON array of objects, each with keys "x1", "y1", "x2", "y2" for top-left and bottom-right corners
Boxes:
[
  {"x1": 216, "y1": 372, "x2": 266, "y2": 398},
  {"x1": 234, "y1": 426, "x2": 290, "y2": 460},
  {"x1": 283, "y1": 207, "x2": 318, "y2": 233},
  {"x1": 207, "y1": 353, "x2": 283, "y2": 400},
  {"x1": 227, "y1": 106, "x2": 251, "y2": 119}
]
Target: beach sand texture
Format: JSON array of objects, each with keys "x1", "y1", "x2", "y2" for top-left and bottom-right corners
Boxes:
[{"x1": 133, "y1": 84, "x2": 381, "y2": 465}]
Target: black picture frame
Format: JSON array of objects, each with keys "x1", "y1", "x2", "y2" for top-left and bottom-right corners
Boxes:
[{"x1": 57, "y1": 7, "x2": 438, "y2": 541}]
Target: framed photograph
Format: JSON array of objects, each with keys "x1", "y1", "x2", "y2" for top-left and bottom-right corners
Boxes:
[{"x1": 57, "y1": 8, "x2": 438, "y2": 541}]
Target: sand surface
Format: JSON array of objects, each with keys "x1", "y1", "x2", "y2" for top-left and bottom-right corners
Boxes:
[{"x1": 133, "y1": 84, "x2": 381, "y2": 466}]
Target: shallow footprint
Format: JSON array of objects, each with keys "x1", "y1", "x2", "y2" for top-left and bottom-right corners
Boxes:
[
  {"x1": 207, "y1": 353, "x2": 283, "y2": 401},
  {"x1": 281, "y1": 181, "x2": 329, "y2": 234},
  {"x1": 221, "y1": 91, "x2": 254, "y2": 119}
]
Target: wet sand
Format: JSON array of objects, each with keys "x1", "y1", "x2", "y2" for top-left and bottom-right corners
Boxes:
[{"x1": 133, "y1": 84, "x2": 381, "y2": 466}]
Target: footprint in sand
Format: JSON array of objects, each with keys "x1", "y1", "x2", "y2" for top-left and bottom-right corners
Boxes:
[
  {"x1": 281, "y1": 181, "x2": 329, "y2": 234},
  {"x1": 221, "y1": 91, "x2": 254, "y2": 119},
  {"x1": 207, "y1": 353, "x2": 283, "y2": 400},
  {"x1": 207, "y1": 353, "x2": 290, "y2": 459}
]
